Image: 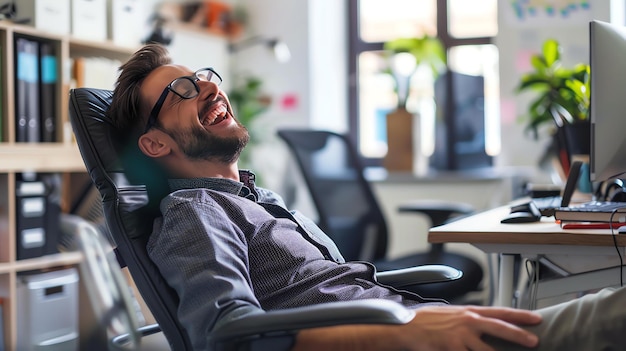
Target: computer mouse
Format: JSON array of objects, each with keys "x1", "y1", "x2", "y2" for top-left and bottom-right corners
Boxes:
[
  {"x1": 500, "y1": 211, "x2": 541, "y2": 224},
  {"x1": 501, "y1": 202, "x2": 542, "y2": 224}
]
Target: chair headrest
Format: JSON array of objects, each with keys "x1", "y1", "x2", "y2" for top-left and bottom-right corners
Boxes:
[{"x1": 69, "y1": 87, "x2": 166, "y2": 239}]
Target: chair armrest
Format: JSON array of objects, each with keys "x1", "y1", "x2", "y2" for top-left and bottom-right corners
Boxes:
[
  {"x1": 210, "y1": 299, "x2": 415, "y2": 351},
  {"x1": 109, "y1": 323, "x2": 164, "y2": 350},
  {"x1": 398, "y1": 200, "x2": 474, "y2": 226},
  {"x1": 375, "y1": 265, "x2": 463, "y2": 288}
]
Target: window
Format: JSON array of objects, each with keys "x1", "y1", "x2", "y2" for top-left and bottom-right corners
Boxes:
[{"x1": 348, "y1": 0, "x2": 499, "y2": 170}]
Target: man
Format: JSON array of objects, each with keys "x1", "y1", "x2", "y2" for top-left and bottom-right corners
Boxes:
[{"x1": 109, "y1": 44, "x2": 626, "y2": 351}]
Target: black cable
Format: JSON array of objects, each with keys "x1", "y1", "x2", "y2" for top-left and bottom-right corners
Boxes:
[{"x1": 609, "y1": 208, "x2": 624, "y2": 287}]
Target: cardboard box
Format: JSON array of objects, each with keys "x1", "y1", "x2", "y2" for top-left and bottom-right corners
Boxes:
[
  {"x1": 107, "y1": 0, "x2": 144, "y2": 47},
  {"x1": 71, "y1": 0, "x2": 107, "y2": 41},
  {"x1": 15, "y1": 0, "x2": 71, "y2": 35}
]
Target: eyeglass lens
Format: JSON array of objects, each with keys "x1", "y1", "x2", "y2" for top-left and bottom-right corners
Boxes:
[{"x1": 170, "y1": 69, "x2": 222, "y2": 98}]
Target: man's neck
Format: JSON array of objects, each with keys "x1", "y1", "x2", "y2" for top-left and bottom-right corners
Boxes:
[{"x1": 167, "y1": 158, "x2": 240, "y2": 181}]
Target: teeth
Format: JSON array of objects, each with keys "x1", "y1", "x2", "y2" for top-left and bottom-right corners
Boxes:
[{"x1": 202, "y1": 103, "x2": 228, "y2": 126}]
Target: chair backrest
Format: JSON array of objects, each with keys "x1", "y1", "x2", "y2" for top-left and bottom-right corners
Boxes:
[
  {"x1": 277, "y1": 129, "x2": 388, "y2": 262},
  {"x1": 69, "y1": 88, "x2": 193, "y2": 350}
]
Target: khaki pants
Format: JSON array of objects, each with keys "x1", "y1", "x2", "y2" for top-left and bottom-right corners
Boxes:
[{"x1": 485, "y1": 287, "x2": 626, "y2": 350}]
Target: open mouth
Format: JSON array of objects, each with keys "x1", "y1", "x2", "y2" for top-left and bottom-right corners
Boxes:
[{"x1": 201, "y1": 102, "x2": 229, "y2": 126}]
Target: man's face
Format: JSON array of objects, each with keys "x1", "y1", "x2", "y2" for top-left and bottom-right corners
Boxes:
[{"x1": 141, "y1": 64, "x2": 249, "y2": 164}]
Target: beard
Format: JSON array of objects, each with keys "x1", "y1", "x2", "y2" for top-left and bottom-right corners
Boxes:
[{"x1": 164, "y1": 121, "x2": 250, "y2": 164}]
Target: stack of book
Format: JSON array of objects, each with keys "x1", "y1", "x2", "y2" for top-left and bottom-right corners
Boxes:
[{"x1": 554, "y1": 201, "x2": 626, "y2": 224}]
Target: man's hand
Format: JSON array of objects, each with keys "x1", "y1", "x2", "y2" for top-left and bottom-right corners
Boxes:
[
  {"x1": 293, "y1": 305, "x2": 542, "y2": 351},
  {"x1": 396, "y1": 305, "x2": 541, "y2": 350}
]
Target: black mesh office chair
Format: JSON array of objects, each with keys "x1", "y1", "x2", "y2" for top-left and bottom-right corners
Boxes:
[
  {"x1": 277, "y1": 129, "x2": 484, "y2": 302},
  {"x1": 69, "y1": 88, "x2": 463, "y2": 351}
]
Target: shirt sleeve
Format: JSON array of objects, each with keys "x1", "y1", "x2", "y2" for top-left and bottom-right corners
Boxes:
[{"x1": 147, "y1": 196, "x2": 263, "y2": 350}]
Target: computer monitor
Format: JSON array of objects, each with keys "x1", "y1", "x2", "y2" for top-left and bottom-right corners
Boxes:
[{"x1": 589, "y1": 20, "x2": 626, "y2": 182}]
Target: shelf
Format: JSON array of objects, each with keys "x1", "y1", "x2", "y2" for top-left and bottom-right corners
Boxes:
[
  {"x1": 0, "y1": 143, "x2": 86, "y2": 173},
  {"x1": 0, "y1": 20, "x2": 138, "y2": 61},
  {"x1": 69, "y1": 37, "x2": 137, "y2": 62},
  {"x1": 0, "y1": 252, "x2": 83, "y2": 274},
  {"x1": 0, "y1": 20, "x2": 64, "y2": 40}
]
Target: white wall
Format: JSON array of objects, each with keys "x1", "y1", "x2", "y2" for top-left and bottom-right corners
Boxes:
[{"x1": 309, "y1": 1, "x2": 348, "y2": 132}]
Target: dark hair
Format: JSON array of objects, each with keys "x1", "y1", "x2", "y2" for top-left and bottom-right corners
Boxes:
[
  {"x1": 109, "y1": 43, "x2": 172, "y2": 143},
  {"x1": 108, "y1": 44, "x2": 172, "y2": 199}
]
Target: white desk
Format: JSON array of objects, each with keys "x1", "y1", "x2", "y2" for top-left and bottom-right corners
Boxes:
[{"x1": 429, "y1": 205, "x2": 626, "y2": 307}]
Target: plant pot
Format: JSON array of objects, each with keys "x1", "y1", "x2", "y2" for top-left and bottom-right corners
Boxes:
[
  {"x1": 384, "y1": 108, "x2": 414, "y2": 172},
  {"x1": 562, "y1": 121, "x2": 591, "y2": 157},
  {"x1": 383, "y1": 108, "x2": 429, "y2": 175},
  {"x1": 553, "y1": 120, "x2": 590, "y2": 174}
]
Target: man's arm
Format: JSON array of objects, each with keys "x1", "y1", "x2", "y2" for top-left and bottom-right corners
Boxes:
[
  {"x1": 148, "y1": 197, "x2": 263, "y2": 349},
  {"x1": 293, "y1": 305, "x2": 541, "y2": 351}
]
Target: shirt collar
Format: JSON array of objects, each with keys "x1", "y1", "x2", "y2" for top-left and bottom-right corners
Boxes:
[{"x1": 167, "y1": 170, "x2": 258, "y2": 200}]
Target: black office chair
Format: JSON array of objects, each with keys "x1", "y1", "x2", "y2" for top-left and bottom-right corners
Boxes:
[
  {"x1": 69, "y1": 87, "x2": 463, "y2": 351},
  {"x1": 277, "y1": 129, "x2": 484, "y2": 302}
]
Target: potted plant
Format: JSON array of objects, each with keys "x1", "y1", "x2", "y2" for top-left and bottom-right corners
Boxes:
[
  {"x1": 515, "y1": 38, "x2": 590, "y2": 171},
  {"x1": 381, "y1": 35, "x2": 446, "y2": 173}
]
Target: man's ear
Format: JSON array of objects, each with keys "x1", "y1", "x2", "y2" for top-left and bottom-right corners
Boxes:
[{"x1": 138, "y1": 132, "x2": 171, "y2": 158}]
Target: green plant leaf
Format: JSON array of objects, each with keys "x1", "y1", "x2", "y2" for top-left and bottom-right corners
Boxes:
[
  {"x1": 384, "y1": 36, "x2": 446, "y2": 73},
  {"x1": 530, "y1": 54, "x2": 548, "y2": 72},
  {"x1": 542, "y1": 39, "x2": 560, "y2": 66}
]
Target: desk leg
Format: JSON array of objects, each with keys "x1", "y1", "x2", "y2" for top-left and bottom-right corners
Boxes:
[{"x1": 496, "y1": 254, "x2": 516, "y2": 307}]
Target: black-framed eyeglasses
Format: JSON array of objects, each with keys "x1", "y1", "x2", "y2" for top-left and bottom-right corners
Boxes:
[{"x1": 143, "y1": 67, "x2": 222, "y2": 133}]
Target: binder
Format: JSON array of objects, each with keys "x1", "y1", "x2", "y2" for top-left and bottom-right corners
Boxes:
[
  {"x1": 15, "y1": 38, "x2": 28, "y2": 142},
  {"x1": 15, "y1": 37, "x2": 40, "y2": 142},
  {"x1": 39, "y1": 41, "x2": 57, "y2": 142},
  {"x1": 0, "y1": 45, "x2": 3, "y2": 142},
  {"x1": 15, "y1": 175, "x2": 47, "y2": 260}
]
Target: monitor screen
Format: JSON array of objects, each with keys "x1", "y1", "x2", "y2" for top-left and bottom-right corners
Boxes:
[{"x1": 590, "y1": 20, "x2": 626, "y2": 182}]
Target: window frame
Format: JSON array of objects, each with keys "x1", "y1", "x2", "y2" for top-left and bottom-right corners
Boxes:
[{"x1": 347, "y1": 0, "x2": 494, "y2": 169}]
